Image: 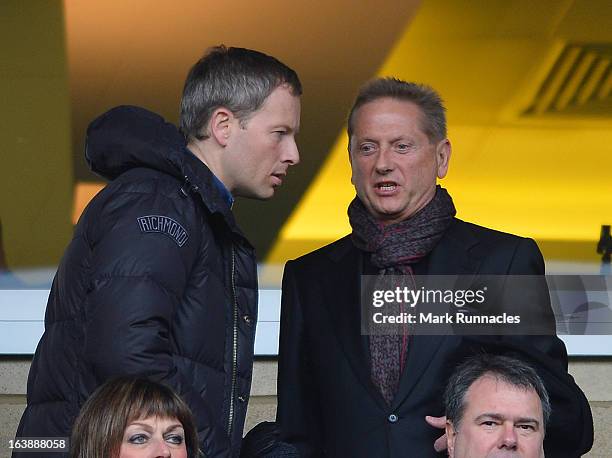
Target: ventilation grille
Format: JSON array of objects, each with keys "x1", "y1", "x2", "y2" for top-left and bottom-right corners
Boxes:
[{"x1": 524, "y1": 43, "x2": 612, "y2": 117}]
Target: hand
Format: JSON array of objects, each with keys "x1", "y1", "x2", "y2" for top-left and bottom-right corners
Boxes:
[{"x1": 425, "y1": 415, "x2": 447, "y2": 452}]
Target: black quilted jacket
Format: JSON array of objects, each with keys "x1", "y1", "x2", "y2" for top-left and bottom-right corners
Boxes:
[{"x1": 15, "y1": 106, "x2": 258, "y2": 458}]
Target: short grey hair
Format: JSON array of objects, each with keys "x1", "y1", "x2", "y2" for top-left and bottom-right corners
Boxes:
[
  {"x1": 180, "y1": 45, "x2": 302, "y2": 141},
  {"x1": 444, "y1": 353, "x2": 551, "y2": 431},
  {"x1": 347, "y1": 77, "x2": 447, "y2": 147}
]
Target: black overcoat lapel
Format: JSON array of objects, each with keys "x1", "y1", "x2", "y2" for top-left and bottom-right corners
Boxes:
[
  {"x1": 324, "y1": 237, "x2": 389, "y2": 410},
  {"x1": 392, "y1": 220, "x2": 483, "y2": 409}
]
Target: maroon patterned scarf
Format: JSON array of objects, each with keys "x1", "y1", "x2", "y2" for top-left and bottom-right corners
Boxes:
[{"x1": 348, "y1": 186, "x2": 456, "y2": 404}]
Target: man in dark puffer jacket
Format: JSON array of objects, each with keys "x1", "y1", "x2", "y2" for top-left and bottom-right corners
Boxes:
[{"x1": 14, "y1": 46, "x2": 302, "y2": 458}]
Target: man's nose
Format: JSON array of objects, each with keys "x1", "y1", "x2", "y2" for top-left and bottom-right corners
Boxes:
[
  {"x1": 498, "y1": 424, "x2": 518, "y2": 449},
  {"x1": 374, "y1": 147, "x2": 393, "y2": 174},
  {"x1": 282, "y1": 138, "x2": 300, "y2": 165}
]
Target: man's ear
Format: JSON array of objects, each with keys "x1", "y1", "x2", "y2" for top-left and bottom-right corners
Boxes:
[
  {"x1": 209, "y1": 108, "x2": 233, "y2": 147},
  {"x1": 446, "y1": 420, "x2": 456, "y2": 457},
  {"x1": 435, "y1": 139, "x2": 451, "y2": 179}
]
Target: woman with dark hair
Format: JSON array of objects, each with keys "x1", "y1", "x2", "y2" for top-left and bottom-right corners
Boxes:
[{"x1": 70, "y1": 377, "x2": 200, "y2": 458}]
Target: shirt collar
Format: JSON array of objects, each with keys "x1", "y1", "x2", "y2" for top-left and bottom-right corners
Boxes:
[{"x1": 211, "y1": 170, "x2": 234, "y2": 209}]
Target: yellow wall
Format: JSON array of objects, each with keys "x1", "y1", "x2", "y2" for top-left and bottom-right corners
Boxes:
[
  {"x1": 0, "y1": 1, "x2": 73, "y2": 268},
  {"x1": 268, "y1": 0, "x2": 612, "y2": 265}
]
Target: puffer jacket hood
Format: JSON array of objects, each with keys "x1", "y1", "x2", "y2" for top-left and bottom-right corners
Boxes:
[{"x1": 86, "y1": 105, "x2": 185, "y2": 182}]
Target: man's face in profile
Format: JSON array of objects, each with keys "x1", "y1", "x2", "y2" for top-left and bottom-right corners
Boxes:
[
  {"x1": 447, "y1": 374, "x2": 545, "y2": 458},
  {"x1": 223, "y1": 84, "x2": 301, "y2": 200},
  {"x1": 349, "y1": 97, "x2": 449, "y2": 225}
]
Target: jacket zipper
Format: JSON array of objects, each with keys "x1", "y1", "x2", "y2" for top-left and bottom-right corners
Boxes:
[{"x1": 227, "y1": 245, "x2": 238, "y2": 437}]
